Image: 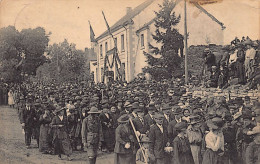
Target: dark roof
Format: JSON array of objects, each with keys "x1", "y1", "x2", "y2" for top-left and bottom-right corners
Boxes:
[{"x1": 96, "y1": 0, "x2": 155, "y2": 40}]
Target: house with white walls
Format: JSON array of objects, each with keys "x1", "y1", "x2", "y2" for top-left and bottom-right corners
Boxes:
[{"x1": 91, "y1": 0, "x2": 225, "y2": 83}]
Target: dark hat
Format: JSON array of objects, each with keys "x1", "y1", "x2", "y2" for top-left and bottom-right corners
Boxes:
[
  {"x1": 132, "y1": 102, "x2": 140, "y2": 109},
  {"x1": 175, "y1": 122, "x2": 188, "y2": 131},
  {"x1": 189, "y1": 115, "x2": 202, "y2": 124},
  {"x1": 88, "y1": 107, "x2": 101, "y2": 114},
  {"x1": 135, "y1": 108, "x2": 143, "y2": 113},
  {"x1": 162, "y1": 103, "x2": 171, "y2": 111},
  {"x1": 172, "y1": 107, "x2": 182, "y2": 115},
  {"x1": 102, "y1": 103, "x2": 109, "y2": 109},
  {"x1": 244, "y1": 96, "x2": 250, "y2": 101},
  {"x1": 224, "y1": 113, "x2": 233, "y2": 122},
  {"x1": 54, "y1": 106, "x2": 64, "y2": 114},
  {"x1": 148, "y1": 105, "x2": 156, "y2": 111},
  {"x1": 207, "y1": 117, "x2": 224, "y2": 129},
  {"x1": 117, "y1": 114, "x2": 129, "y2": 123},
  {"x1": 153, "y1": 113, "x2": 164, "y2": 119},
  {"x1": 140, "y1": 136, "x2": 151, "y2": 143},
  {"x1": 75, "y1": 96, "x2": 82, "y2": 100},
  {"x1": 242, "y1": 110, "x2": 252, "y2": 119}
]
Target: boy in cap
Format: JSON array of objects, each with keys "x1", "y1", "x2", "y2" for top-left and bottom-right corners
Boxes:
[
  {"x1": 173, "y1": 122, "x2": 194, "y2": 164},
  {"x1": 136, "y1": 136, "x2": 153, "y2": 164}
]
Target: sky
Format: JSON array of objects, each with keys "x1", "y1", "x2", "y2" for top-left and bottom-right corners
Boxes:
[{"x1": 0, "y1": 0, "x2": 259, "y2": 50}]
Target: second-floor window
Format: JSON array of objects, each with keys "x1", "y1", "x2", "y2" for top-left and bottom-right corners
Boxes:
[
  {"x1": 114, "y1": 38, "x2": 117, "y2": 47},
  {"x1": 105, "y1": 42, "x2": 108, "y2": 53},
  {"x1": 100, "y1": 44, "x2": 103, "y2": 58},
  {"x1": 121, "y1": 34, "x2": 125, "y2": 52},
  {"x1": 141, "y1": 34, "x2": 144, "y2": 48}
]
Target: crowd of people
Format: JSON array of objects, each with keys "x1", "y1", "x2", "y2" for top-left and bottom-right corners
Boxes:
[
  {"x1": 203, "y1": 37, "x2": 259, "y2": 89},
  {"x1": 3, "y1": 75, "x2": 259, "y2": 164}
]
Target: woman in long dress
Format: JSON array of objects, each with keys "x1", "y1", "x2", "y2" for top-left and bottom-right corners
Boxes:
[
  {"x1": 39, "y1": 106, "x2": 52, "y2": 153},
  {"x1": 51, "y1": 106, "x2": 72, "y2": 161},
  {"x1": 8, "y1": 89, "x2": 15, "y2": 108}
]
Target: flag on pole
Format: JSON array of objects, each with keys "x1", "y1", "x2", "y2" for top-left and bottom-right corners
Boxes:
[
  {"x1": 102, "y1": 11, "x2": 112, "y2": 36},
  {"x1": 89, "y1": 21, "x2": 96, "y2": 42}
]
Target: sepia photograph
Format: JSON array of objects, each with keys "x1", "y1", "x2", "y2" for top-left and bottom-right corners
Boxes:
[{"x1": 0, "y1": 0, "x2": 259, "y2": 163}]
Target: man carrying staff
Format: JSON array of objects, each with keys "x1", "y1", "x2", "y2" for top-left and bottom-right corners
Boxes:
[
  {"x1": 114, "y1": 114, "x2": 136, "y2": 164},
  {"x1": 81, "y1": 106, "x2": 103, "y2": 164}
]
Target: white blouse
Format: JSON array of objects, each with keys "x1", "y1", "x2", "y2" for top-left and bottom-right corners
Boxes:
[{"x1": 205, "y1": 131, "x2": 224, "y2": 152}]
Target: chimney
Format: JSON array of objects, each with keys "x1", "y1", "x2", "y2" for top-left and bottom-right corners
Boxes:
[{"x1": 126, "y1": 7, "x2": 132, "y2": 14}]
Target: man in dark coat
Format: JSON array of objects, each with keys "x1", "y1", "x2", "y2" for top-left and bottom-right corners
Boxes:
[
  {"x1": 149, "y1": 113, "x2": 170, "y2": 164},
  {"x1": 144, "y1": 105, "x2": 156, "y2": 134},
  {"x1": 133, "y1": 107, "x2": 147, "y2": 135},
  {"x1": 161, "y1": 103, "x2": 172, "y2": 128},
  {"x1": 168, "y1": 107, "x2": 183, "y2": 143},
  {"x1": 20, "y1": 98, "x2": 36, "y2": 149},
  {"x1": 99, "y1": 103, "x2": 114, "y2": 152}
]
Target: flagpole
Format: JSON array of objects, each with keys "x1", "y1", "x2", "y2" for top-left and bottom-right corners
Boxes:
[{"x1": 184, "y1": 0, "x2": 188, "y2": 84}]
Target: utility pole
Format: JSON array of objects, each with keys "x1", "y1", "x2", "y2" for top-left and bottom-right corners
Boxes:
[{"x1": 184, "y1": 0, "x2": 188, "y2": 84}]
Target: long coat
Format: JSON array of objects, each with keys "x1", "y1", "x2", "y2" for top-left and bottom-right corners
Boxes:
[
  {"x1": 173, "y1": 136, "x2": 194, "y2": 164},
  {"x1": 168, "y1": 119, "x2": 179, "y2": 143},
  {"x1": 245, "y1": 141, "x2": 260, "y2": 164},
  {"x1": 149, "y1": 124, "x2": 169, "y2": 159},
  {"x1": 144, "y1": 114, "x2": 155, "y2": 133},
  {"x1": 114, "y1": 123, "x2": 136, "y2": 164},
  {"x1": 99, "y1": 112, "x2": 115, "y2": 151},
  {"x1": 50, "y1": 115, "x2": 72, "y2": 155},
  {"x1": 39, "y1": 114, "x2": 52, "y2": 152},
  {"x1": 19, "y1": 105, "x2": 36, "y2": 129}
]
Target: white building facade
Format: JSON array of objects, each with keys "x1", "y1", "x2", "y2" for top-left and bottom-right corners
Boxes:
[{"x1": 92, "y1": 0, "x2": 225, "y2": 83}]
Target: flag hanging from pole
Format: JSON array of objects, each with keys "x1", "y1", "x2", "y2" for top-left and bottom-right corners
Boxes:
[{"x1": 89, "y1": 21, "x2": 96, "y2": 42}]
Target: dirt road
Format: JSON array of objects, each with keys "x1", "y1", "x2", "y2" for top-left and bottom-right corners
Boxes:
[{"x1": 0, "y1": 106, "x2": 114, "y2": 164}]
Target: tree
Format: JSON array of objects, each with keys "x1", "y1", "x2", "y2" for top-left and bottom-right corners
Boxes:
[
  {"x1": 143, "y1": 0, "x2": 183, "y2": 80},
  {"x1": 36, "y1": 39, "x2": 89, "y2": 83},
  {"x1": 0, "y1": 26, "x2": 49, "y2": 82}
]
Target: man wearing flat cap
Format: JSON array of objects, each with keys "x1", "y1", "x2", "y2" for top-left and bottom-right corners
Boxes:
[{"x1": 81, "y1": 106, "x2": 103, "y2": 164}]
